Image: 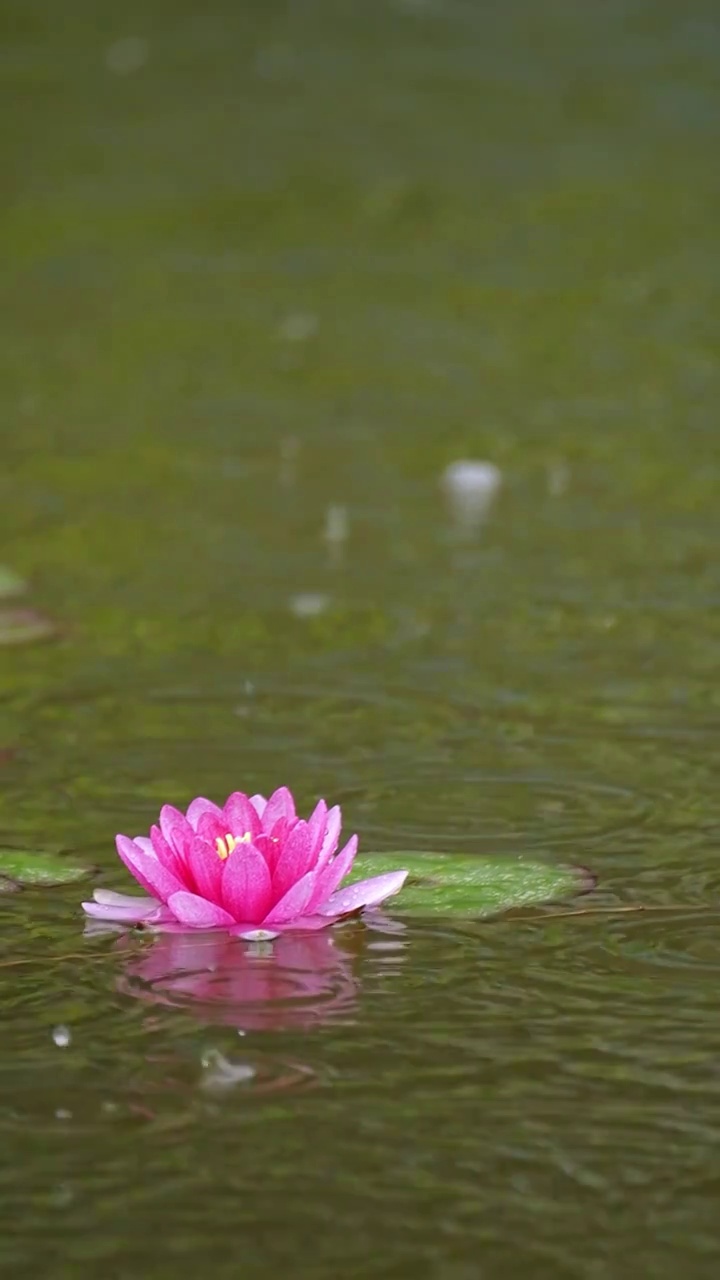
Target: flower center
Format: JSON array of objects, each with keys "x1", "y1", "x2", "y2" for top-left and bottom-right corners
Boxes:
[{"x1": 215, "y1": 831, "x2": 252, "y2": 860}]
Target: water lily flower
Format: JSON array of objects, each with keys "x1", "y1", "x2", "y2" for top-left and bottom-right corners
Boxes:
[{"x1": 82, "y1": 787, "x2": 407, "y2": 936}]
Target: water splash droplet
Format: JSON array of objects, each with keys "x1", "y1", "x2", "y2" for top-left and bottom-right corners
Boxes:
[
  {"x1": 200, "y1": 1049, "x2": 256, "y2": 1092},
  {"x1": 442, "y1": 460, "x2": 502, "y2": 532}
]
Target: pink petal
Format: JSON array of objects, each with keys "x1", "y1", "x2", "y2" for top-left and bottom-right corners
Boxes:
[
  {"x1": 263, "y1": 869, "x2": 316, "y2": 925},
  {"x1": 249, "y1": 793, "x2": 267, "y2": 817},
  {"x1": 317, "y1": 869, "x2": 408, "y2": 918},
  {"x1": 167, "y1": 891, "x2": 237, "y2": 929},
  {"x1": 82, "y1": 890, "x2": 167, "y2": 924},
  {"x1": 159, "y1": 805, "x2": 195, "y2": 860},
  {"x1": 223, "y1": 792, "x2": 262, "y2": 841},
  {"x1": 261, "y1": 786, "x2": 296, "y2": 832},
  {"x1": 254, "y1": 821, "x2": 288, "y2": 876},
  {"x1": 195, "y1": 810, "x2": 232, "y2": 848},
  {"x1": 271, "y1": 821, "x2": 314, "y2": 899},
  {"x1": 149, "y1": 824, "x2": 187, "y2": 881},
  {"x1": 305, "y1": 799, "x2": 328, "y2": 863},
  {"x1": 308, "y1": 835, "x2": 358, "y2": 911},
  {"x1": 186, "y1": 797, "x2": 224, "y2": 831},
  {"x1": 82, "y1": 902, "x2": 148, "y2": 923},
  {"x1": 185, "y1": 836, "x2": 224, "y2": 904},
  {"x1": 252, "y1": 832, "x2": 278, "y2": 860},
  {"x1": 115, "y1": 835, "x2": 170, "y2": 898},
  {"x1": 221, "y1": 843, "x2": 273, "y2": 923},
  {"x1": 116, "y1": 834, "x2": 186, "y2": 903},
  {"x1": 93, "y1": 889, "x2": 158, "y2": 909},
  {"x1": 314, "y1": 805, "x2": 342, "y2": 875}
]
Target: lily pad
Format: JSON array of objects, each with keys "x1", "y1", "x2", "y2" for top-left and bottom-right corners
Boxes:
[
  {"x1": 0, "y1": 607, "x2": 58, "y2": 647},
  {"x1": 0, "y1": 566, "x2": 27, "y2": 600},
  {"x1": 350, "y1": 852, "x2": 593, "y2": 918},
  {"x1": 0, "y1": 849, "x2": 91, "y2": 888}
]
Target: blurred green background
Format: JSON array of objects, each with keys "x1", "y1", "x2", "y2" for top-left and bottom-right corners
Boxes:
[{"x1": 2, "y1": 1, "x2": 720, "y2": 1277}]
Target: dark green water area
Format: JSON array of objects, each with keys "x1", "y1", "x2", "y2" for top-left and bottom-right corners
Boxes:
[{"x1": 2, "y1": 1, "x2": 720, "y2": 1276}]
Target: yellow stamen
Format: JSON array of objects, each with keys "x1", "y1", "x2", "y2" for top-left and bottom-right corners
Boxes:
[{"x1": 215, "y1": 832, "x2": 252, "y2": 860}]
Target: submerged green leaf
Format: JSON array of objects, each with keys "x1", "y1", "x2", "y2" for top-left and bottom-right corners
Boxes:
[
  {"x1": 0, "y1": 849, "x2": 91, "y2": 887},
  {"x1": 0, "y1": 607, "x2": 58, "y2": 647},
  {"x1": 350, "y1": 851, "x2": 593, "y2": 918}
]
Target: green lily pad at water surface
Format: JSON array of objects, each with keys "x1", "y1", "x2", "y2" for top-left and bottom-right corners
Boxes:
[
  {"x1": 0, "y1": 566, "x2": 28, "y2": 600},
  {"x1": 349, "y1": 852, "x2": 593, "y2": 918},
  {"x1": 0, "y1": 849, "x2": 92, "y2": 888}
]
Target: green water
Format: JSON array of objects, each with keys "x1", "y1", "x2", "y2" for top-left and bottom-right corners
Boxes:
[{"x1": 3, "y1": 0, "x2": 720, "y2": 1275}]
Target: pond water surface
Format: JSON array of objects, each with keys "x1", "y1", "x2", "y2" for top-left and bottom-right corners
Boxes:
[{"x1": 3, "y1": 2, "x2": 720, "y2": 1277}]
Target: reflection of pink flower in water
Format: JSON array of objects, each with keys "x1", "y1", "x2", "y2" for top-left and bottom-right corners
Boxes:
[{"x1": 118, "y1": 928, "x2": 361, "y2": 1032}]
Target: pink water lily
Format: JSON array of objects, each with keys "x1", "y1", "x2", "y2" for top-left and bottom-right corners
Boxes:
[{"x1": 82, "y1": 786, "x2": 408, "y2": 936}]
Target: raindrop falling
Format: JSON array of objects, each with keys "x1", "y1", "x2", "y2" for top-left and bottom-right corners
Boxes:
[
  {"x1": 279, "y1": 435, "x2": 300, "y2": 487},
  {"x1": 547, "y1": 459, "x2": 570, "y2": 496},
  {"x1": 289, "y1": 592, "x2": 329, "y2": 619},
  {"x1": 105, "y1": 37, "x2": 149, "y2": 75},
  {"x1": 324, "y1": 504, "x2": 348, "y2": 563},
  {"x1": 442, "y1": 460, "x2": 502, "y2": 533},
  {"x1": 278, "y1": 313, "x2": 318, "y2": 343}
]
